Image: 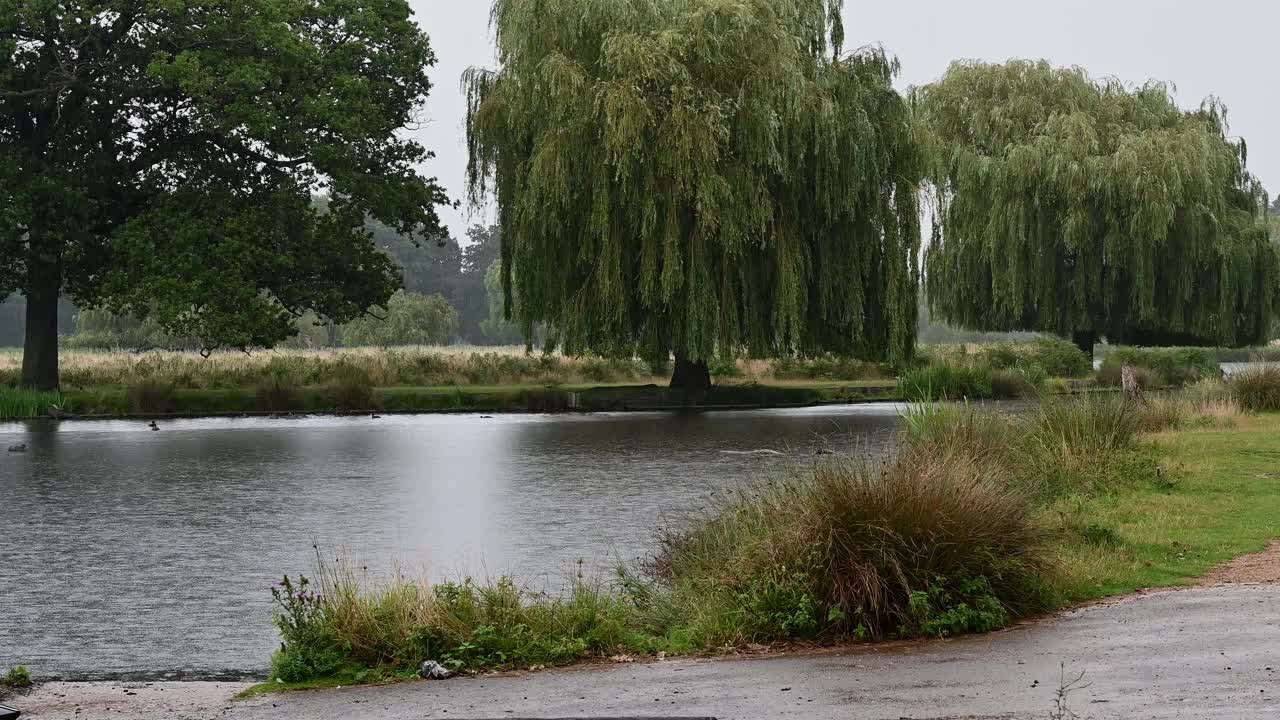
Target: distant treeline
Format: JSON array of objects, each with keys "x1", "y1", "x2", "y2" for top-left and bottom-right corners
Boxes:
[{"x1": 0, "y1": 222, "x2": 516, "y2": 350}]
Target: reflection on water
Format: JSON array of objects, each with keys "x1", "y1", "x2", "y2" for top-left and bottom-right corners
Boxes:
[{"x1": 0, "y1": 406, "x2": 904, "y2": 679}]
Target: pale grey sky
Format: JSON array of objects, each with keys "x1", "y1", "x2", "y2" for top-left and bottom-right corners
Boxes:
[{"x1": 412, "y1": 0, "x2": 1279, "y2": 240}]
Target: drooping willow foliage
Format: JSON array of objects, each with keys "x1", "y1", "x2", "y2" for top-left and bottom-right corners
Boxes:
[
  {"x1": 465, "y1": 0, "x2": 923, "y2": 366},
  {"x1": 918, "y1": 60, "x2": 1278, "y2": 348}
]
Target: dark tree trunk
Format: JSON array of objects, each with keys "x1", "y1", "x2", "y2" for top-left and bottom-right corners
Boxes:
[
  {"x1": 670, "y1": 353, "x2": 711, "y2": 393},
  {"x1": 21, "y1": 266, "x2": 61, "y2": 390},
  {"x1": 1071, "y1": 330, "x2": 1097, "y2": 360}
]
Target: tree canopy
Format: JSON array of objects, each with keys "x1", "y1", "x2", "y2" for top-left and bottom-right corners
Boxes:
[
  {"x1": 465, "y1": 0, "x2": 924, "y2": 378},
  {"x1": 339, "y1": 291, "x2": 458, "y2": 347},
  {"x1": 917, "y1": 60, "x2": 1278, "y2": 349},
  {"x1": 1, "y1": 0, "x2": 450, "y2": 387}
]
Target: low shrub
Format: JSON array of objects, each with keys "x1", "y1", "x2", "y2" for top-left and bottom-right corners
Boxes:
[
  {"x1": 270, "y1": 559, "x2": 640, "y2": 682},
  {"x1": 770, "y1": 356, "x2": 884, "y2": 381},
  {"x1": 1026, "y1": 338, "x2": 1093, "y2": 378},
  {"x1": 581, "y1": 357, "x2": 649, "y2": 383},
  {"x1": 1230, "y1": 366, "x2": 1280, "y2": 412},
  {"x1": 1098, "y1": 347, "x2": 1220, "y2": 388},
  {"x1": 707, "y1": 357, "x2": 743, "y2": 379},
  {"x1": 1, "y1": 665, "x2": 31, "y2": 689},
  {"x1": 991, "y1": 364, "x2": 1047, "y2": 398},
  {"x1": 979, "y1": 338, "x2": 1091, "y2": 378}
]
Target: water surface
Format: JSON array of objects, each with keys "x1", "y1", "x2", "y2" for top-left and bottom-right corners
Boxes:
[{"x1": 0, "y1": 406, "x2": 904, "y2": 679}]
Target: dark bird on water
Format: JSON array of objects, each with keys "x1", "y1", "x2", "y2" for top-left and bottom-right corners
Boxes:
[
  {"x1": 148, "y1": 421, "x2": 159, "y2": 431},
  {"x1": 7, "y1": 444, "x2": 26, "y2": 453},
  {"x1": 371, "y1": 413, "x2": 382, "y2": 419}
]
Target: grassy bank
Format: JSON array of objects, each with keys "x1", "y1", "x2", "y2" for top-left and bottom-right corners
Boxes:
[
  {"x1": 251, "y1": 378, "x2": 1280, "y2": 694},
  {"x1": 0, "y1": 338, "x2": 1266, "y2": 419},
  {"x1": 0, "y1": 341, "x2": 1081, "y2": 419},
  {"x1": 0, "y1": 346, "x2": 896, "y2": 391},
  {"x1": 0, "y1": 346, "x2": 901, "y2": 419},
  {"x1": 0, "y1": 380, "x2": 898, "y2": 420}
]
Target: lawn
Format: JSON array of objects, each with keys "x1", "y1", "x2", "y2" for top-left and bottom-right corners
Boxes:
[{"x1": 1052, "y1": 414, "x2": 1280, "y2": 599}]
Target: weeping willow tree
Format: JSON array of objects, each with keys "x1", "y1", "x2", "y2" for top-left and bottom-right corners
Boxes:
[
  {"x1": 918, "y1": 60, "x2": 1278, "y2": 354},
  {"x1": 465, "y1": 0, "x2": 923, "y2": 389}
]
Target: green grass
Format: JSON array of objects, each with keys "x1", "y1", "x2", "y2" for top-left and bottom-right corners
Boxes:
[
  {"x1": 0, "y1": 388, "x2": 65, "y2": 420},
  {"x1": 1, "y1": 665, "x2": 31, "y2": 689},
  {"x1": 1050, "y1": 413, "x2": 1280, "y2": 598},
  {"x1": 235, "y1": 673, "x2": 409, "y2": 700}
]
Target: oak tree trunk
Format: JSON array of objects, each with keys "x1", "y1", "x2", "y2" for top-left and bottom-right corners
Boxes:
[{"x1": 21, "y1": 259, "x2": 61, "y2": 390}]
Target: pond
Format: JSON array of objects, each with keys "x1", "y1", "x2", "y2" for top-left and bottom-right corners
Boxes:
[{"x1": 0, "y1": 405, "x2": 905, "y2": 680}]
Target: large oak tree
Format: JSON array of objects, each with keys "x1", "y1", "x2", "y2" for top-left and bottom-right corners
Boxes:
[
  {"x1": 918, "y1": 60, "x2": 1277, "y2": 354},
  {"x1": 465, "y1": 0, "x2": 923, "y2": 389},
  {"x1": 1, "y1": 0, "x2": 450, "y2": 388}
]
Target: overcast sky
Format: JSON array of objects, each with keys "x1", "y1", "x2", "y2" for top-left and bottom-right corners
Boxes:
[{"x1": 411, "y1": 0, "x2": 1279, "y2": 241}]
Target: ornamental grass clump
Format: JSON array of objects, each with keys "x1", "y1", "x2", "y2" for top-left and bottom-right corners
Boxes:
[
  {"x1": 1230, "y1": 365, "x2": 1280, "y2": 412},
  {"x1": 650, "y1": 442, "x2": 1051, "y2": 645}
]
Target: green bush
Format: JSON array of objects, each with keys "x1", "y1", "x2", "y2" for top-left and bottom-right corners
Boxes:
[
  {"x1": 905, "y1": 577, "x2": 1010, "y2": 638},
  {"x1": 1, "y1": 665, "x2": 31, "y2": 689},
  {"x1": 991, "y1": 364, "x2": 1048, "y2": 398},
  {"x1": 581, "y1": 357, "x2": 650, "y2": 383},
  {"x1": 1230, "y1": 366, "x2": 1280, "y2": 412},
  {"x1": 339, "y1": 292, "x2": 459, "y2": 347},
  {"x1": 1025, "y1": 338, "x2": 1093, "y2": 377},
  {"x1": 707, "y1": 356, "x2": 743, "y2": 379},
  {"x1": 1098, "y1": 347, "x2": 1220, "y2": 388},
  {"x1": 269, "y1": 562, "x2": 640, "y2": 683},
  {"x1": 270, "y1": 575, "x2": 348, "y2": 682},
  {"x1": 972, "y1": 338, "x2": 1090, "y2": 378},
  {"x1": 771, "y1": 356, "x2": 883, "y2": 381}
]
